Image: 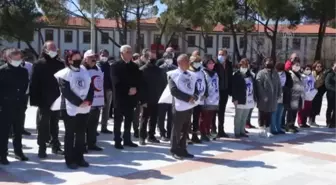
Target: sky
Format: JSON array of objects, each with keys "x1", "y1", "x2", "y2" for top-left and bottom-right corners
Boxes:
[{"x1": 67, "y1": 0, "x2": 167, "y2": 17}]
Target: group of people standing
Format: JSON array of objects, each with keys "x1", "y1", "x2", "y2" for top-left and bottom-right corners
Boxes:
[{"x1": 0, "y1": 40, "x2": 335, "y2": 169}]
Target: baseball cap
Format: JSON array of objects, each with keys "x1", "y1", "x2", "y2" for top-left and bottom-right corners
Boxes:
[{"x1": 84, "y1": 49, "x2": 96, "y2": 59}]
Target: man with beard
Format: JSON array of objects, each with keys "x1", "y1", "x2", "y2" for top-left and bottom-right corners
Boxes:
[{"x1": 30, "y1": 41, "x2": 64, "y2": 158}]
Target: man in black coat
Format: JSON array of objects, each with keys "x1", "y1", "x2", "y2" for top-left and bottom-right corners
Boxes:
[
  {"x1": 212, "y1": 48, "x2": 233, "y2": 138},
  {"x1": 138, "y1": 54, "x2": 166, "y2": 145},
  {"x1": 111, "y1": 45, "x2": 141, "y2": 149},
  {"x1": 29, "y1": 41, "x2": 64, "y2": 158},
  {"x1": 0, "y1": 48, "x2": 29, "y2": 164},
  {"x1": 97, "y1": 49, "x2": 113, "y2": 134}
]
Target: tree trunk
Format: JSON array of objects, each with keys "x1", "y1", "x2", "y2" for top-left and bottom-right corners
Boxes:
[
  {"x1": 270, "y1": 19, "x2": 279, "y2": 62},
  {"x1": 230, "y1": 23, "x2": 241, "y2": 63},
  {"x1": 24, "y1": 41, "x2": 39, "y2": 58},
  {"x1": 314, "y1": 15, "x2": 327, "y2": 61},
  {"x1": 241, "y1": 0, "x2": 248, "y2": 58},
  {"x1": 135, "y1": 4, "x2": 141, "y2": 53},
  {"x1": 156, "y1": 19, "x2": 168, "y2": 56}
]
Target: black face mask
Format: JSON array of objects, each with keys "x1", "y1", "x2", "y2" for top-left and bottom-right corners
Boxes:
[{"x1": 72, "y1": 60, "x2": 82, "y2": 68}]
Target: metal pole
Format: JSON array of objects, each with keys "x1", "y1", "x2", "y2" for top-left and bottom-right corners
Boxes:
[{"x1": 90, "y1": 0, "x2": 95, "y2": 52}]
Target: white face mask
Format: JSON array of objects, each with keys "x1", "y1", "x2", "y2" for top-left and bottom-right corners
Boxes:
[
  {"x1": 240, "y1": 67, "x2": 248, "y2": 74},
  {"x1": 10, "y1": 60, "x2": 22, "y2": 67},
  {"x1": 47, "y1": 51, "x2": 57, "y2": 58},
  {"x1": 304, "y1": 70, "x2": 311, "y2": 75},
  {"x1": 292, "y1": 65, "x2": 301, "y2": 72},
  {"x1": 192, "y1": 62, "x2": 202, "y2": 69},
  {"x1": 100, "y1": 57, "x2": 108, "y2": 62},
  {"x1": 165, "y1": 59, "x2": 173, "y2": 65}
]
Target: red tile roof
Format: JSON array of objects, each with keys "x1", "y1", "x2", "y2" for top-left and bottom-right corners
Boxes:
[{"x1": 48, "y1": 17, "x2": 336, "y2": 34}]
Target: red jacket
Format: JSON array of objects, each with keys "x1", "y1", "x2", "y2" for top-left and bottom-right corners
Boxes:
[{"x1": 285, "y1": 60, "x2": 292, "y2": 71}]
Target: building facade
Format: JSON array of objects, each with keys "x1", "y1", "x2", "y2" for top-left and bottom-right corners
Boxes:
[{"x1": 1, "y1": 17, "x2": 335, "y2": 65}]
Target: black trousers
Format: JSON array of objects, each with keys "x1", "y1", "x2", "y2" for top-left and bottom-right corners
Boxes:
[
  {"x1": 286, "y1": 109, "x2": 298, "y2": 128},
  {"x1": 281, "y1": 108, "x2": 287, "y2": 127},
  {"x1": 10, "y1": 95, "x2": 28, "y2": 136},
  {"x1": 326, "y1": 93, "x2": 335, "y2": 126},
  {"x1": 212, "y1": 90, "x2": 229, "y2": 133},
  {"x1": 133, "y1": 104, "x2": 141, "y2": 133},
  {"x1": 192, "y1": 105, "x2": 202, "y2": 133},
  {"x1": 86, "y1": 108, "x2": 100, "y2": 147},
  {"x1": 258, "y1": 111, "x2": 272, "y2": 127},
  {"x1": 36, "y1": 108, "x2": 60, "y2": 149},
  {"x1": 158, "y1": 103, "x2": 173, "y2": 138},
  {"x1": 139, "y1": 103, "x2": 159, "y2": 139},
  {"x1": 63, "y1": 111, "x2": 88, "y2": 165},
  {"x1": 0, "y1": 106, "x2": 25, "y2": 157},
  {"x1": 113, "y1": 106, "x2": 134, "y2": 143},
  {"x1": 170, "y1": 108, "x2": 192, "y2": 153}
]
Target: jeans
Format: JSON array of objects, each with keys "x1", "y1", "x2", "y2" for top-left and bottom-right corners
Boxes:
[
  {"x1": 234, "y1": 108, "x2": 250, "y2": 135},
  {"x1": 271, "y1": 103, "x2": 284, "y2": 133}
]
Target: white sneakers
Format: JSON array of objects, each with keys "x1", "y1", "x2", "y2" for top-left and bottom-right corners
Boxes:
[
  {"x1": 259, "y1": 127, "x2": 273, "y2": 138},
  {"x1": 308, "y1": 120, "x2": 320, "y2": 127}
]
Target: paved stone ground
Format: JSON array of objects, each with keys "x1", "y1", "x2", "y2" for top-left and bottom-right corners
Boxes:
[{"x1": 0, "y1": 98, "x2": 335, "y2": 185}]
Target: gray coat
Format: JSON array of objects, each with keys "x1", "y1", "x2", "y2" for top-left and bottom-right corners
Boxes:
[{"x1": 256, "y1": 69, "x2": 282, "y2": 112}]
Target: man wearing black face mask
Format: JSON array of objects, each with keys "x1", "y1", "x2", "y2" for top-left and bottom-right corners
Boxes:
[
  {"x1": 30, "y1": 41, "x2": 65, "y2": 158},
  {"x1": 138, "y1": 53, "x2": 165, "y2": 145}
]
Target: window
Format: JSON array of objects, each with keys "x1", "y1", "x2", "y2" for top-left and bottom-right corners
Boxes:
[
  {"x1": 45, "y1": 29, "x2": 54, "y2": 41},
  {"x1": 64, "y1": 30, "x2": 73, "y2": 43},
  {"x1": 239, "y1": 37, "x2": 246, "y2": 49},
  {"x1": 101, "y1": 32, "x2": 109, "y2": 44},
  {"x1": 311, "y1": 38, "x2": 317, "y2": 50},
  {"x1": 205, "y1": 36, "x2": 213, "y2": 48},
  {"x1": 154, "y1": 34, "x2": 161, "y2": 44},
  {"x1": 187, "y1": 35, "x2": 196, "y2": 47},
  {"x1": 222, "y1": 36, "x2": 230, "y2": 48},
  {"x1": 276, "y1": 38, "x2": 283, "y2": 49},
  {"x1": 292, "y1": 38, "x2": 301, "y2": 50},
  {"x1": 83, "y1": 31, "x2": 91, "y2": 44}
]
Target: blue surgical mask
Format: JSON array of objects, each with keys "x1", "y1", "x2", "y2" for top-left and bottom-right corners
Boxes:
[{"x1": 217, "y1": 56, "x2": 224, "y2": 63}]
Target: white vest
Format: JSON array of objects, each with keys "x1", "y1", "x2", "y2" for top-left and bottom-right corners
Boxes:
[
  {"x1": 203, "y1": 70, "x2": 219, "y2": 106},
  {"x1": 81, "y1": 65, "x2": 105, "y2": 107},
  {"x1": 169, "y1": 69, "x2": 197, "y2": 111},
  {"x1": 237, "y1": 77, "x2": 255, "y2": 109},
  {"x1": 189, "y1": 70, "x2": 206, "y2": 105},
  {"x1": 304, "y1": 74, "x2": 317, "y2": 101},
  {"x1": 51, "y1": 67, "x2": 92, "y2": 116}
]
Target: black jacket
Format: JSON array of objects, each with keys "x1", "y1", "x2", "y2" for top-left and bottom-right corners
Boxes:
[
  {"x1": 325, "y1": 71, "x2": 336, "y2": 98},
  {"x1": 111, "y1": 59, "x2": 142, "y2": 109},
  {"x1": 231, "y1": 70, "x2": 258, "y2": 105},
  {"x1": 29, "y1": 53, "x2": 65, "y2": 108},
  {"x1": 97, "y1": 60, "x2": 113, "y2": 90},
  {"x1": 214, "y1": 59, "x2": 233, "y2": 94},
  {"x1": 139, "y1": 61, "x2": 166, "y2": 104},
  {"x1": 282, "y1": 71, "x2": 293, "y2": 109},
  {"x1": 0, "y1": 63, "x2": 29, "y2": 110}
]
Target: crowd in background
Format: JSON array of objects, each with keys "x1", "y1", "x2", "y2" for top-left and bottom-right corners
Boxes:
[{"x1": 0, "y1": 40, "x2": 335, "y2": 170}]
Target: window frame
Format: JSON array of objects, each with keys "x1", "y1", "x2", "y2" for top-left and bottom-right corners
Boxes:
[
  {"x1": 64, "y1": 30, "x2": 73, "y2": 43},
  {"x1": 222, "y1": 36, "x2": 231, "y2": 49},
  {"x1": 45, "y1": 29, "x2": 54, "y2": 41},
  {"x1": 187, "y1": 35, "x2": 196, "y2": 47},
  {"x1": 83, "y1": 31, "x2": 91, "y2": 44}
]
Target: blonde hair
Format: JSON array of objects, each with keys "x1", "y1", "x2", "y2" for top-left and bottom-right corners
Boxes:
[{"x1": 189, "y1": 55, "x2": 201, "y2": 63}]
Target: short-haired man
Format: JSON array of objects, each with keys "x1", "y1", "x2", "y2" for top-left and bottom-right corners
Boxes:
[
  {"x1": 168, "y1": 54, "x2": 198, "y2": 159},
  {"x1": 111, "y1": 45, "x2": 141, "y2": 149},
  {"x1": 30, "y1": 41, "x2": 64, "y2": 158},
  {"x1": 212, "y1": 48, "x2": 232, "y2": 138},
  {"x1": 0, "y1": 48, "x2": 29, "y2": 164}
]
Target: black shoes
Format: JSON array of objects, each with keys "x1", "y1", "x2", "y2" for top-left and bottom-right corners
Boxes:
[
  {"x1": 182, "y1": 151, "x2": 194, "y2": 158},
  {"x1": 217, "y1": 131, "x2": 230, "y2": 138},
  {"x1": 201, "y1": 134, "x2": 210, "y2": 142},
  {"x1": 14, "y1": 153, "x2": 29, "y2": 161},
  {"x1": 115, "y1": 143, "x2": 124, "y2": 150},
  {"x1": 67, "y1": 163, "x2": 78, "y2": 169},
  {"x1": 101, "y1": 128, "x2": 113, "y2": 134},
  {"x1": 22, "y1": 130, "x2": 31, "y2": 136},
  {"x1": 148, "y1": 137, "x2": 160, "y2": 143},
  {"x1": 0, "y1": 156, "x2": 9, "y2": 165},
  {"x1": 139, "y1": 139, "x2": 146, "y2": 146},
  {"x1": 77, "y1": 160, "x2": 90, "y2": 167},
  {"x1": 160, "y1": 136, "x2": 170, "y2": 142},
  {"x1": 191, "y1": 134, "x2": 202, "y2": 144},
  {"x1": 52, "y1": 147, "x2": 64, "y2": 155},
  {"x1": 171, "y1": 150, "x2": 194, "y2": 160},
  {"x1": 88, "y1": 145, "x2": 103, "y2": 151},
  {"x1": 124, "y1": 142, "x2": 138, "y2": 147},
  {"x1": 38, "y1": 148, "x2": 47, "y2": 159}
]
